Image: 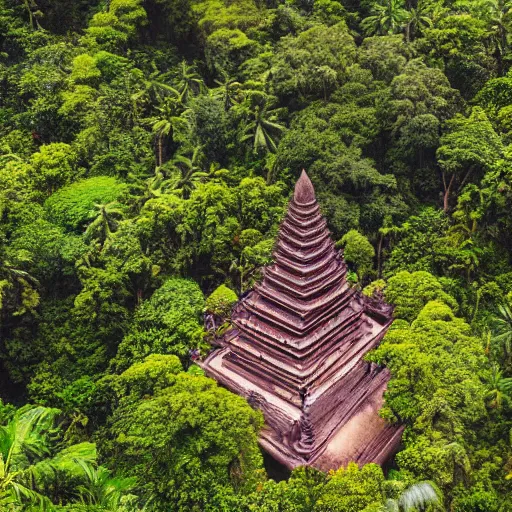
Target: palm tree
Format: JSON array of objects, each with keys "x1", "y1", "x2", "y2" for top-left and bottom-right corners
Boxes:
[
  {"x1": 175, "y1": 61, "x2": 205, "y2": 104},
  {"x1": 404, "y1": 2, "x2": 433, "y2": 42},
  {"x1": 0, "y1": 406, "x2": 96, "y2": 510},
  {"x1": 361, "y1": 0, "x2": 409, "y2": 36},
  {"x1": 381, "y1": 481, "x2": 442, "y2": 511},
  {"x1": 0, "y1": 249, "x2": 40, "y2": 321},
  {"x1": 491, "y1": 303, "x2": 512, "y2": 369},
  {"x1": 241, "y1": 96, "x2": 286, "y2": 154},
  {"x1": 212, "y1": 75, "x2": 243, "y2": 111},
  {"x1": 148, "y1": 99, "x2": 190, "y2": 166},
  {"x1": 455, "y1": 0, "x2": 512, "y2": 72},
  {"x1": 131, "y1": 68, "x2": 180, "y2": 110},
  {"x1": 76, "y1": 461, "x2": 136, "y2": 510},
  {"x1": 482, "y1": 363, "x2": 512, "y2": 409},
  {"x1": 169, "y1": 147, "x2": 209, "y2": 199},
  {"x1": 85, "y1": 202, "x2": 125, "y2": 245},
  {"x1": 482, "y1": 0, "x2": 512, "y2": 73},
  {"x1": 130, "y1": 167, "x2": 180, "y2": 210}
]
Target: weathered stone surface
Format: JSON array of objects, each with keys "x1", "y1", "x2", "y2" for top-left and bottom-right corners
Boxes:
[{"x1": 203, "y1": 170, "x2": 404, "y2": 470}]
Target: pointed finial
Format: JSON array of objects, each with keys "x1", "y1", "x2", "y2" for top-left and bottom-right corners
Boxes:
[{"x1": 293, "y1": 170, "x2": 316, "y2": 204}]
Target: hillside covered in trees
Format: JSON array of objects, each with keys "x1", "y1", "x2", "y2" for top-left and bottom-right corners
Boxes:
[{"x1": 1, "y1": 0, "x2": 512, "y2": 510}]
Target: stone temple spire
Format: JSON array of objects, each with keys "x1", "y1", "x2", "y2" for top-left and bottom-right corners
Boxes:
[
  {"x1": 203, "y1": 170, "x2": 403, "y2": 470},
  {"x1": 294, "y1": 169, "x2": 315, "y2": 203}
]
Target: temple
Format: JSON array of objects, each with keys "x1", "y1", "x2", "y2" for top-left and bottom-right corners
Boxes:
[{"x1": 202, "y1": 170, "x2": 404, "y2": 471}]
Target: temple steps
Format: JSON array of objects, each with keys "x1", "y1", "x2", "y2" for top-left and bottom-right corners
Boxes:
[
  {"x1": 228, "y1": 316, "x2": 364, "y2": 380},
  {"x1": 242, "y1": 284, "x2": 359, "y2": 331},
  {"x1": 253, "y1": 280, "x2": 352, "y2": 316},
  {"x1": 288, "y1": 201, "x2": 320, "y2": 217},
  {"x1": 280, "y1": 219, "x2": 329, "y2": 241},
  {"x1": 276, "y1": 229, "x2": 329, "y2": 251},
  {"x1": 275, "y1": 238, "x2": 335, "y2": 264},
  {"x1": 263, "y1": 260, "x2": 346, "y2": 293},
  {"x1": 232, "y1": 303, "x2": 363, "y2": 356},
  {"x1": 263, "y1": 264, "x2": 345, "y2": 298},
  {"x1": 285, "y1": 210, "x2": 325, "y2": 229},
  {"x1": 227, "y1": 318, "x2": 386, "y2": 404},
  {"x1": 271, "y1": 251, "x2": 335, "y2": 277}
]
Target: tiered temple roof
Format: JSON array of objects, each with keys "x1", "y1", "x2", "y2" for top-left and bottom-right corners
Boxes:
[{"x1": 203, "y1": 171, "x2": 403, "y2": 470}]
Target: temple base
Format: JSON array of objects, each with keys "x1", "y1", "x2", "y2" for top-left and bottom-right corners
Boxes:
[{"x1": 203, "y1": 347, "x2": 404, "y2": 471}]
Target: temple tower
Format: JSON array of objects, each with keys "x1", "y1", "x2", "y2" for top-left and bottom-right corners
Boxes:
[{"x1": 203, "y1": 171, "x2": 403, "y2": 470}]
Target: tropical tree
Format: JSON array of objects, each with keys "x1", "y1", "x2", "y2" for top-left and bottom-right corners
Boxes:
[
  {"x1": 467, "y1": 0, "x2": 512, "y2": 73},
  {"x1": 491, "y1": 303, "x2": 512, "y2": 370},
  {"x1": 112, "y1": 278, "x2": 205, "y2": 371},
  {"x1": 340, "y1": 229, "x2": 375, "y2": 283},
  {"x1": 212, "y1": 75, "x2": 242, "y2": 111},
  {"x1": 488, "y1": 0, "x2": 512, "y2": 72},
  {"x1": 76, "y1": 461, "x2": 137, "y2": 510},
  {"x1": 175, "y1": 61, "x2": 205, "y2": 103},
  {"x1": 482, "y1": 363, "x2": 512, "y2": 409},
  {"x1": 148, "y1": 99, "x2": 190, "y2": 166},
  {"x1": 168, "y1": 147, "x2": 209, "y2": 199},
  {"x1": 383, "y1": 270, "x2": 458, "y2": 322},
  {"x1": 381, "y1": 481, "x2": 442, "y2": 511},
  {"x1": 437, "y1": 107, "x2": 503, "y2": 212},
  {"x1": 0, "y1": 249, "x2": 40, "y2": 321},
  {"x1": 241, "y1": 96, "x2": 286, "y2": 154},
  {"x1": 131, "y1": 68, "x2": 180, "y2": 109},
  {"x1": 84, "y1": 202, "x2": 125, "y2": 245},
  {"x1": 0, "y1": 406, "x2": 96, "y2": 509},
  {"x1": 361, "y1": 0, "x2": 409, "y2": 36},
  {"x1": 270, "y1": 22, "x2": 357, "y2": 100},
  {"x1": 404, "y1": 2, "x2": 433, "y2": 42},
  {"x1": 316, "y1": 463, "x2": 442, "y2": 512},
  {"x1": 105, "y1": 369, "x2": 264, "y2": 512}
]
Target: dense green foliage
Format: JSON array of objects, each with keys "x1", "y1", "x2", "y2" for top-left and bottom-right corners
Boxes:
[{"x1": 2, "y1": 0, "x2": 512, "y2": 509}]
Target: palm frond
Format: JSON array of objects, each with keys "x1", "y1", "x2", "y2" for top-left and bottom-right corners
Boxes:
[
  {"x1": 27, "y1": 442, "x2": 96, "y2": 485},
  {"x1": 398, "y1": 481, "x2": 441, "y2": 511},
  {"x1": 5, "y1": 407, "x2": 60, "y2": 474}
]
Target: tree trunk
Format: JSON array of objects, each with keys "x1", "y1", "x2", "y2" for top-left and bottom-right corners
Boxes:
[
  {"x1": 443, "y1": 173, "x2": 455, "y2": 213},
  {"x1": 377, "y1": 232, "x2": 384, "y2": 278},
  {"x1": 157, "y1": 136, "x2": 163, "y2": 167}
]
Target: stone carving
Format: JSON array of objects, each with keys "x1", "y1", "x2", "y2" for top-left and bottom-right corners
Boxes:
[{"x1": 202, "y1": 170, "x2": 404, "y2": 470}]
